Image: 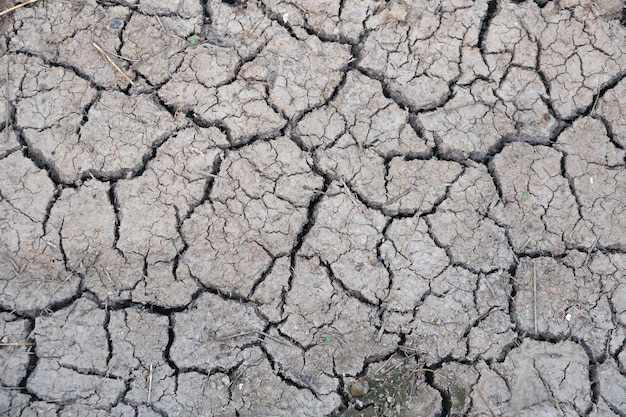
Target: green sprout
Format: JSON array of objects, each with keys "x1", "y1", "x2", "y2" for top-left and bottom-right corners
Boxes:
[{"x1": 521, "y1": 192, "x2": 528, "y2": 202}]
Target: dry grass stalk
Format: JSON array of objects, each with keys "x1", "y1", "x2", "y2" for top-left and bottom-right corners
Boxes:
[
  {"x1": 90, "y1": 41, "x2": 134, "y2": 85},
  {"x1": 0, "y1": 0, "x2": 38, "y2": 17},
  {"x1": 473, "y1": 385, "x2": 498, "y2": 417},
  {"x1": 213, "y1": 330, "x2": 291, "y2": 346},
  {"x1": 0, "y1": 342, "x2": 35, "y2": 347},
  {"x1": 144, "y1": 5, "x2": 185, "y2": 42},
  {"x1": 51, "y1": 250, "x2": 89, "y2": 297},
  {"x1": 533, "y1": 261, "x2": 538, "y2": 333},
  {"x1": 147, "y1": 363, "x2": 153, "y2": 404},
  {"x1": 4, "y1": 63, "x2": 8, "y2": 144},
  {"x1": 0, "y1": 253, "x2": 20, "y2": 277}
]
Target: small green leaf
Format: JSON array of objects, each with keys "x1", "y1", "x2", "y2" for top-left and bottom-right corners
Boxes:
[
  {"x1": 189, "y1": 36, "x2": 196, "y2": 46},
  {"x1": 521, "y1": 192, "x2": 528, "y2": 202},
  {"x1": 325, "y1": 336, "x2": 333, "y2": 343}
]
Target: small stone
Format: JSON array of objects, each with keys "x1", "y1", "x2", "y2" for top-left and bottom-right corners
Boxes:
[{"x1": 350, "y1": 380, "x2": 369, "y2": 397}]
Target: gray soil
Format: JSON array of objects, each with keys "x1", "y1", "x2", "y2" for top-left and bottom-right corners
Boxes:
[{"x1": 1, "y1": 0, "x2": 626, "y2": 416}]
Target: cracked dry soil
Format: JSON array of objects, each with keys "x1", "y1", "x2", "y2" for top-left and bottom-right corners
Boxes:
[{"x1": 1, "y1": 0, "x2": 626, "y2": 416}]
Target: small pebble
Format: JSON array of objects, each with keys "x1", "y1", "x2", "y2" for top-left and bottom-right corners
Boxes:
[
  {"x1": 109, "y1": 18, "x2": 123, "y2": 30},
  {"x1": 350, "y1": 380, "x2": 369, "y2": 397}
]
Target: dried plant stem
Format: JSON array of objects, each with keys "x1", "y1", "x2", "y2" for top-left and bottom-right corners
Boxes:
[
  {"x1": 90, "y1": 41, "x2": 134, "y2": 85},
  {"x1": 213, "y1": 331, "x2": 291, "y2": 346},
  {"x1": 533, "y1": 261, "x2": 538, "y2": 333},
  {"x1": 0, "y1": 0, "x2": 38, "y2": 17},
  {"x1": 51, "y1": 250, "x2": 89, "y2": 297},
  {"x1": 0, "y1": 253, "x2": 19, "y2": 276},
  {"x1": 5, "y1": 63, "x2": 8, "y2": 144},
  {"x1": 147, "y1": 364, "x2": 153, "y2": 404},
  {"x1": 144, "y1": 5, "x2": 185, "y2": 41},
  {"x1": 0, "y1": 342, "x2": 35, "y2": 347}
]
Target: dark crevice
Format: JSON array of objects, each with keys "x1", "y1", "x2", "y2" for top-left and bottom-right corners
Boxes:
[
  {"x1": 581, "y1": 70, "x2": 626, "y2": 118},
  {"x1": 182, "y1": 144, "x2": 224, "y2": 220},
  {"x1": 220, "y1": 0, "x2": 247, "y2": 8},
  {"x1": 558, "y1": 150, "x2": 586, "y2": 231},
  {"x1": 103, "y1": 303, "x2": 113, "y2": 366},
  {"x1": 282, "y1": 175, "x2": 331, "y2": 316},
  {"x1": 28, "y1": 290, "x2": 83, "y2": 319},
  {"x1": 107, "y1": 181, "x2": 123, "y2": 256},
  {"x1": 321, "y1": 259, "x2": 379, "y2": 308},
  {"x1": 588, "y1": 356, "x2": 601, "y2": 410},
  {"x1": 258, "y1": 0, "x2": 352, "y2": 45},
  {"x1": 12, "y1": 124, "x2": 64, "y2": 185},
  {"x1": 186, "y1": 111, "x2": 234, "y2": 145},
  {"x1": 592, "y1": 114, "x2": 620, "y2": 150},
  {"x1": 421, "y1": 216, "x2": 457, "y2": 269},
  {"x1": 477, "y1": 0, "x2": 499, "y2": 53},
  {"x1": 273, "y1": 326, "x2": 308, "y2": 351},
  {"x1": 217, "y1": 44, "x2": 266, "y2": 90},
  {"x1": 377, "y1": 217, "x2": 395, "y2": 311},
  {"x1": 16, "y1": 318, "x2": 37, "y2": 390},
  {"x1": 126, "y1": 127, "x2": 187, "y2": 180},
  {"x1": 76, "y1": 90, "x2": 101, "y2": 137},
  {"x1": 557, "y1": 69, "x2": 626, "y2": 127},
  {"x1": 14, "y1": 48, "x2": 125, "y2": 93},
  {"x1": 420, "y1": 164, "x2": 465, "y2": 219},
  {"x1": 60, "y1": 362, "x2": 125, "y2": 380},
  {"x1": 429, "y1": 130, "x2": 471, "y2": 165},
  {"x1": 485, "y1": 153, "x2": 505, "y2": 203},
  {"x1": 247, "y1": 253, "x2": 276, "y2": 299},
  {"x1": 260, "y1": 342, "x2": 322, "y2": 399},
  {"x1": 430, "y1": 370, "x2": 452, "y2": 417},
  {"x1": 41, "y1": 185, "x2": 62, "y2": 236},
  {"x1": 194, "y1": 276, "x2": 254, "y2": 304}
]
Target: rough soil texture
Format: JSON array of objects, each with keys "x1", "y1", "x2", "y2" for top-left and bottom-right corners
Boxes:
[{"x1": 1, "y1": 0, "x2": 626, "y2": 416}]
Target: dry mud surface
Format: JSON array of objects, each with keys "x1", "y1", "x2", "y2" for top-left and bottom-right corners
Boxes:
[{"x1": 1, "y1": 0, "x2": 626, "y2": 416}]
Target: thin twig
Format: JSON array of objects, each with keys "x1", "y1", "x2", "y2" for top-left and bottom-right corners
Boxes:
[
  {"x1": 410, "y1": 367, "x2": 448, "y2": 380},
  {"x1": 84, "y1": 366, "x2": 113, "y2": 392},
  {"x1": 0, "y1": 253, "x2": 20, "y2": 276},
  {"x1": 4, "y1": 62, "x2": 8, "y2": 145},
  {"x1": 213, "y1": 331, "x2": 291, "y2": 347},
  {"x1": 341, "y1": 178, "x2": 372, "y2": 222},
  {"x1": 584, "y1": 237, "x2": 599, "y2": 267},
  {"x1": 474, "y1": 385, "x2": 498, "y2": 417},
  {"x1": 0, "y1": 342, "x2": 35, "y2": 347},
  {"x1": 398, "y1": 345, "x2": 419, "y2": 353},
  {"x1": 90, "y1": 41, "x2": 134, "y2": 85},
  {"x1": 383, "y1": 189, "x2": 411, "y2": 206},
  {"x1": 99, "y1": 47, "x2": 140, "y2": 63},
  {"x1": 51, "y1": 250, "x2": 89, "y2": 297},
  {"x1": 147, "y1": 363, "x2": 153, "y2": 404},
  {"x1": 248, "y1": 17, "x2": 264, "y2": 35},
  {"x1": 508, "y1": 245, "x2": 519, "y2": 264},
  {"x1": 144, "y1": 5, "x2": 185, "y2": 42},
  {"x1": 229, "y1": 356, "x2": 264, "y2": 388},
  {"x1": 373, "y1": 354, "x2": 395, "y2": 375},
  {"x1": 376, "y1": 316, "x2": 388, "y2": 342},
  {"x1": 519, "y1": 232, "x2": 536, "y2": 252},
  {"x1": 482, "y1": 275, "x2": 498, "y2": 300},
  {"x1": 590, "y1": 80, "x2": 602, "y2": 116},
  {"x1": 0, "y1": 0, "x2": 38, "y2": 17},
  {"x1": 533, "y1": 261, "x2": 538, "y2": 333}
]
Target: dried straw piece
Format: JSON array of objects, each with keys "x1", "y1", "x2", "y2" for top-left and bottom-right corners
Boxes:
[
  {"x1": 90, "y1": 41, "x2": 134, "y2": 85},
  {"x1": 0, "y1": 0, "x2": 38, "y2": 17}
]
